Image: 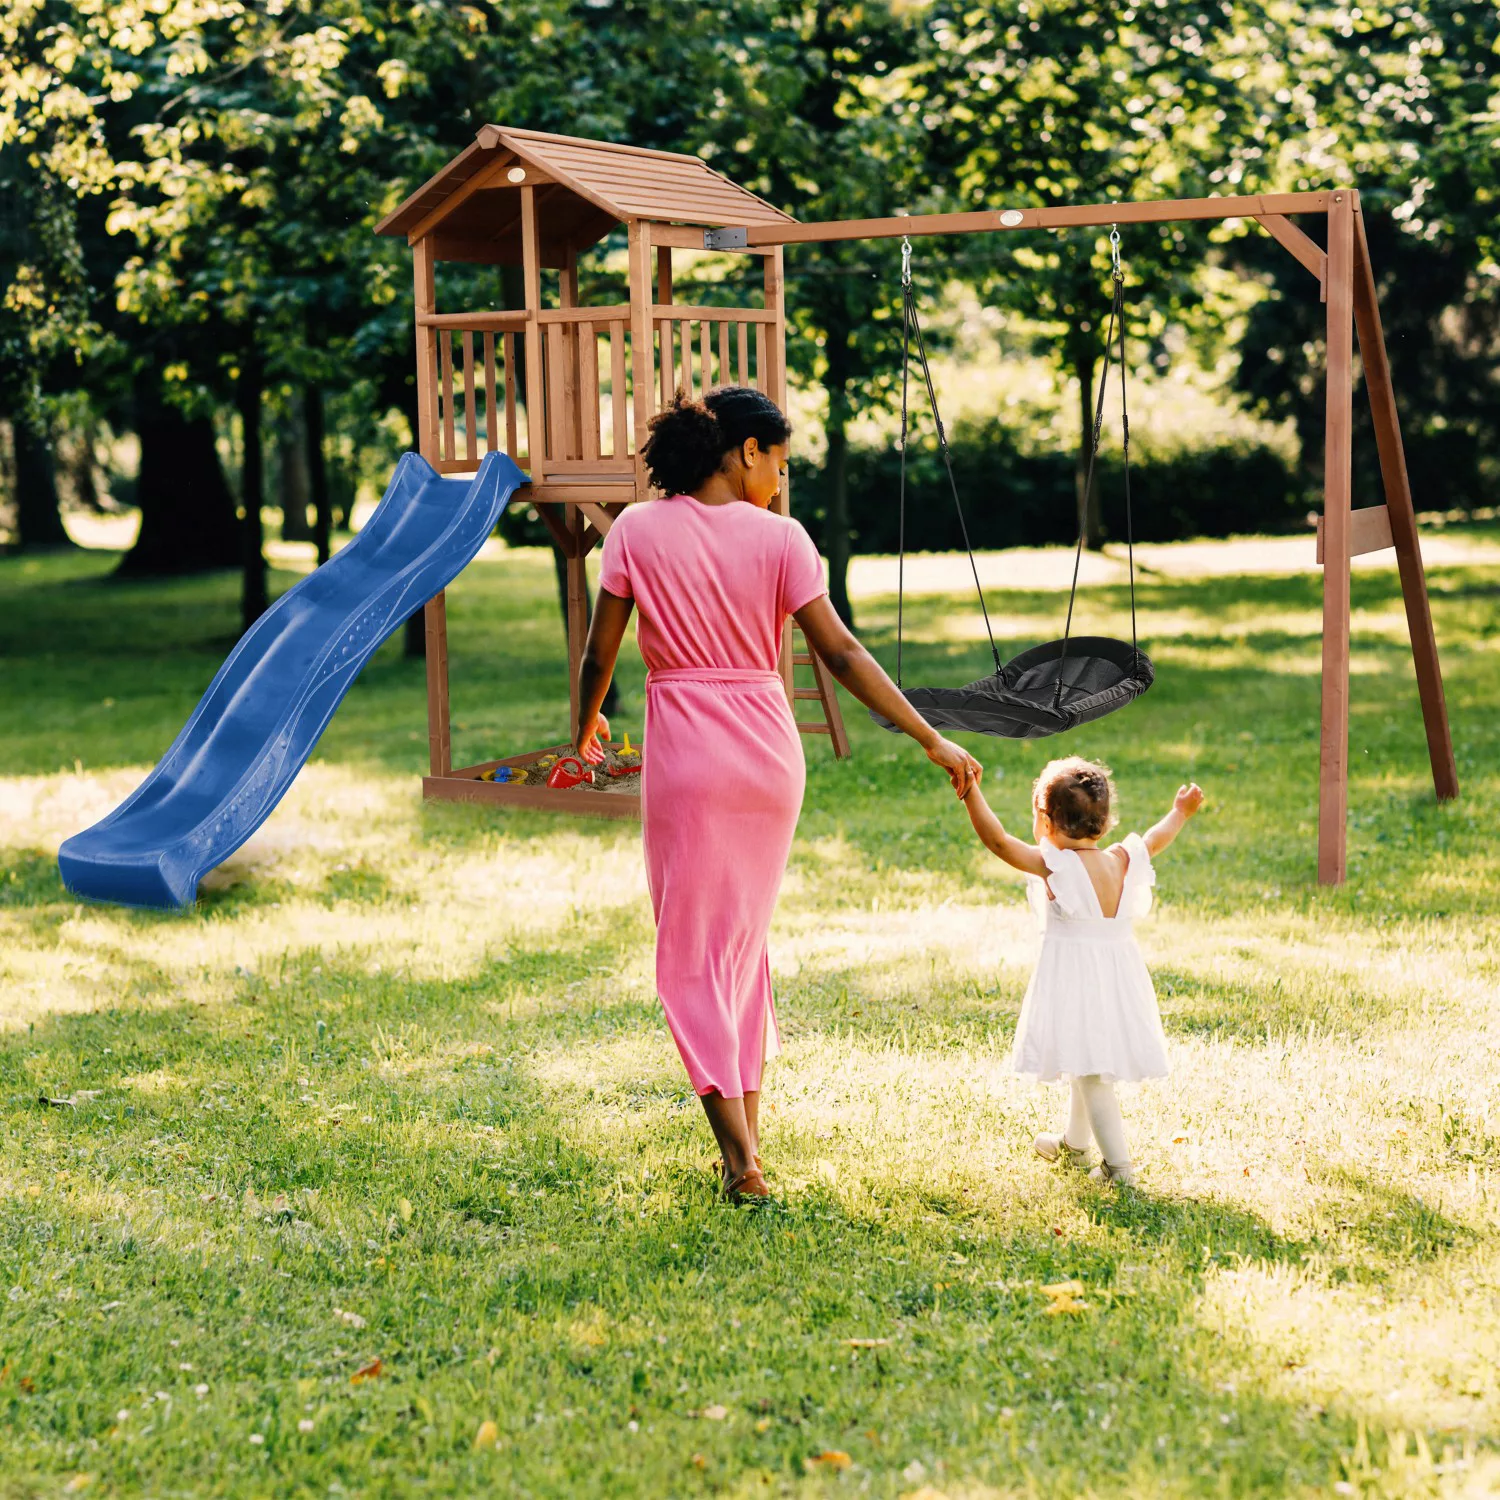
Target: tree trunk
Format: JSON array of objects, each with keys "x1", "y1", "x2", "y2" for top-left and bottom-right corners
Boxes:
[
  {"x1": 62, "y1": 419, "x2": 104, "y2": 512},
  {"x1": 822, "y1": 332, "x2": 856, "y2": 628},
  {"x1": 306, "y1": 384, "x2": 330, "y2": 566},
  {"x1": 238, "y1": 350, "x2": 268, "y2": 632},
  {"x1": 12, "y1": 419, "x2": 74, "y2": 550},
  {"x1": 277, "y1": 405, "x2": 313, "y2": 541},
  {"x1": 118, "y1": 383, "x2": 240, "y2": 576},
  {"x1": 1073, "y1": 347, "x2": 1103, "y2": 551},
  {"x1": 822, "y1": 417, "x2": 855, "y2": 627}
]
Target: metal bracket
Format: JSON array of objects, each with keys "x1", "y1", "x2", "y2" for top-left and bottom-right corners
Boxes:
[{"x1": 703, "y1": 226, "x2": 749, "y2": 250}]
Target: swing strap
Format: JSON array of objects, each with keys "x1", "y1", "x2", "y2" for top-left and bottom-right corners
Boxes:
[
  {"x1": 1054, "y1": 231, "x2": 1140, "y2": 702},
  {"x1": 896, "y1": 240, "x2": 1001, "y2": 684}
]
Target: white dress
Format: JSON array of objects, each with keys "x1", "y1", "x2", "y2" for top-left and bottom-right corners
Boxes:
[{"x1": 1011, "y1": 834, "x2": 1169, "y2": 1083}]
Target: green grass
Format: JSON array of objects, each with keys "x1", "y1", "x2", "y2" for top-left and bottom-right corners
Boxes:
[{"x1": 1, "y1": 532, "x2": 1499, "y2": 1498}]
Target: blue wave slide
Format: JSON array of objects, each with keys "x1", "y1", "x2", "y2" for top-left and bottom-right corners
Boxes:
[{"x1": 58, "y1": 451, "x2": 527, "y2": 910}]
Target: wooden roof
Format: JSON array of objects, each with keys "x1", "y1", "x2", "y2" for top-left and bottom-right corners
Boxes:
[{"x1": 373, "y1": 127, "x2": 794, "y2": 264}]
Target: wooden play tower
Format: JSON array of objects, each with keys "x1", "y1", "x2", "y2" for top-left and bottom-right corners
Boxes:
[
  {"x1": 379, "y1": 126, "x2": 1457, "y2": 885},
  {"x1": 374, "y1": 126, "x2": 851, "y2": 825}
]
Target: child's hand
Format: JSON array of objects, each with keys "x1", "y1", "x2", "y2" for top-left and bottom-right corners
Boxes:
[{"x1": 1174, "y1": 782, "x2": 1204, "y2": 817}]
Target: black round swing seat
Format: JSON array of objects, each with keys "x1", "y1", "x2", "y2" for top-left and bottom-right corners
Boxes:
[{"x1": 870, "y1": 636, "x2": 1153, "y2": 740}]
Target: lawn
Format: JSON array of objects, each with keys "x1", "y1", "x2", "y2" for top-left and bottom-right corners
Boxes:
[{"x1": 1, "y1": 526, "x2": 1498, "y2": 1498}]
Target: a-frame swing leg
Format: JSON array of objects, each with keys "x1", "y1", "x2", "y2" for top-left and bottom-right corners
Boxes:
[
  {"x1": 1350, "y1": 212, "x2": 1459, "y2": 805},
  {"x1": 1318, "y1": 192, "x2": 1356, "y2": 886},
  {"x1": 1317, "y1": 193, "x2": 1459, "y2": 885}
]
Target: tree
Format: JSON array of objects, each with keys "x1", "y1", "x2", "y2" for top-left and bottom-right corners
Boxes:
[
  {"x1": 1229, "y1": 2, "x2": 1500, "y2": 511},
  {"x1": 925, "y1": 1, "x2": 1291, "y2": 548}
]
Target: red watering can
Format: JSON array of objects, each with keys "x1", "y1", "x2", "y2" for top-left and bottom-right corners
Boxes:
[{"x1": 546, "y1": 756, "x2": 594, "y2": 790}]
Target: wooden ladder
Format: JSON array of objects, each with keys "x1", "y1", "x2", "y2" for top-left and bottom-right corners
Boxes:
[{"x1": 786, "y1": 623, "x2": 851, "y2": 759}]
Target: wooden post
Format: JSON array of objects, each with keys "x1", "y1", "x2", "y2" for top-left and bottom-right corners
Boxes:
[
  {"x1": 628, "y1": 221, "x2": 654, "y2": 496},
  {"x1": 1351, "y1": 211, "x2": 1458, "y2": 803},
  {"x1": 413, "y1": 235, "x2": 452, "y2": 778},
  {"x1": 1318, "y1": 191, "x2": 1357, "y2": 885},
  {"x1": 520, "y1": 186, "x2": 546, "y2": 465},
  {"x1": 567, "y1": 506, "x2": 588, "y2": 731}
]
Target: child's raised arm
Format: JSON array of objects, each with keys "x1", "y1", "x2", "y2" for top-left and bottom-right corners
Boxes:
[
  {"x1": 962, "y1": 784, "x2": 1049, "y2": 877},
  {"x1": 1143, "y1": 783, "x2": 1205, "y2": 857}
]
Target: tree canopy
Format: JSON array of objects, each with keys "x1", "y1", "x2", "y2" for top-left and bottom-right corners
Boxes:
[{"x1": 2, "y1": 0, "x2": 1494, "y2": 621}]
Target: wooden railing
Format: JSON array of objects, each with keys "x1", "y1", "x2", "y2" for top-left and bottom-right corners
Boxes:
[
  {"x1": 418, "y1": 300, "x2": 777, "y2": 480},
  {"x1": 539, "y1": 306, "x2": 636, "y2": 474},
  {"x1": 420, "y1": 310, "x2": 529, "y2": 472},
  {"x1": 653, "y1": 304, "x2": 776, "y2": 404}
]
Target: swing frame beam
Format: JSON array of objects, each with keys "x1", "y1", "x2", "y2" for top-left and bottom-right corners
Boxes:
[{"x1": 708, "y1": 186, "x2": 1457, "y2": 886}]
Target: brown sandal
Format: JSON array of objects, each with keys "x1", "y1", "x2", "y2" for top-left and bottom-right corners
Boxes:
[{"x1": 723, "y1": 1164, "x2": 771, "y2": 1203}]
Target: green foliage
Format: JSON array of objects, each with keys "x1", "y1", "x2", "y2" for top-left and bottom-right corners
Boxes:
[{"x1": 1230, "y1": 2, "x2": 1500, "y2": 509}]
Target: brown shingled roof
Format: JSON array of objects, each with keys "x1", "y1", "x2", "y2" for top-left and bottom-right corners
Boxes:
[{"x1": 373, "y1": 126, "x2": 794, "y2": 254}]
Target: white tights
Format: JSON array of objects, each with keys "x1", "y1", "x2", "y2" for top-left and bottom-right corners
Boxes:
[{"x1": 1064, "y1": 1075, "x2": 1131, "y2": 1169}]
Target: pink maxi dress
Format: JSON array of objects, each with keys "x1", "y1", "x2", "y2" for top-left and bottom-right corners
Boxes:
[{"x1": 598, "y1": 494, "x2": 828, "y2": 1098}]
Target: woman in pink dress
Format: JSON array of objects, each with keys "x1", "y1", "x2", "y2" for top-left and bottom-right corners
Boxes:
[{"x1": 576, "y1": 387, "x2": 980, "y2": 1201}]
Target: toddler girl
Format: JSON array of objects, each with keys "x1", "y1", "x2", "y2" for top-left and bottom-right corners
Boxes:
[{"x1": 961, "y1": 757, "x2": 1203, "y2": 1185}]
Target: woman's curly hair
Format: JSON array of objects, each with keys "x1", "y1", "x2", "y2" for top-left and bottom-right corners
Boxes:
[
  {"x1": 640, "y1": 385, "x2": 791, "y2": 496},
  {"x1": 1033, "y1": 756, "x2": 1118, "y2": 840}
]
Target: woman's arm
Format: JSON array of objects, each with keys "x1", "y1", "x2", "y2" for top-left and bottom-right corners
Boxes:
[
  {"x1": 962, "y1": 784, "x2": 1049, "y2": 876},
  {"x1": 574, "y1": 587, "x2": 635, "y2": 762},
  {"x1": 792, "y1": 595, "x2": 981, "y2": 797},
  {"x1": 1143, "y1": 782, "x2": 1205, "y2": 856}
]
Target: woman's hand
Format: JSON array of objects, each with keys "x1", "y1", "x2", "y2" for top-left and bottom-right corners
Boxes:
[
  {"x1": 926, "y1": 735, "x2": 982, "y2": 798},
  {"x1": 576, "y1": 711, "x2": 611, "y2": 765}
]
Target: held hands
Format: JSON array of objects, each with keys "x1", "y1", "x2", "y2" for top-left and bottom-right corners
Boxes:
[
  {"x1": 576, "y1": 711, "x2": 611, "y2": 765},
  {"x1": 926, "y1": 736, "x2": 983, "y2": 798},
  {"x1": 1174, "y1": 782, "x2": 1205, "y2": 817}
]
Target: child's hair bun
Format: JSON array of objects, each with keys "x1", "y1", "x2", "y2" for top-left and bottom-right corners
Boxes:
[{"x1": 1034, "y1": 756, "x2": 1118, "y2": 839}]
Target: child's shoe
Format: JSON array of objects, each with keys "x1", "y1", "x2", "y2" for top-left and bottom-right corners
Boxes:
[
  {"x1": 1033, "y1": 1132, "x2": 1093, "y2": 1168},
  {"x1": 1089, "y1": 1160, "x2": 1137, "y2": 1187}
]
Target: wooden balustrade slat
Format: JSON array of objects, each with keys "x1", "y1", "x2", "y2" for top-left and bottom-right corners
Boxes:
[
  {"x1": 580, "y1": 321, "x2": 600, "y2": 462},
  {"x1": 547, "y1": 322, "x2": 568, "y2": 461},
  {"x1": 503, "y1": 332, "x2": 519, "y2": 458},
  {"x1": 482, "y1": 333, "x2": 498, "y2": 451},
  {"x1": 754, "y1": 324, "x2": 767, "y2": 393},
  {"x1": 439, "y1": 331, "x2": 456, "y2": 461},
  {"x1": 701, "y1": 320, "x2": 712, "y2": 391},
  {"x1": 719, "y1": 322, "x2": 730, "y2": 385},
  {"x1": 681, "y1": 320, "x2": 694, "y2": 398},
  {"x1": 462, "y1": 331, "x2": 478, "y2": 463},
  {"x1": 737, "y1": 322, "x2": 749, "y2": 384},
  {"x1": 658, "y1": 319, "x2": 673, "y2": 406},
  {"x1": 610, "y1": 322, "x2": 627, "y2": 460}
]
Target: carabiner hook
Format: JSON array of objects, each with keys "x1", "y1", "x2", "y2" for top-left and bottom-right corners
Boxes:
[
  {"x1": 1109, "y1": 224, "x2": 1123, "y2": 283},
  {"x1": 900, "y1": 235, "x2": 912, "y2": 289}
]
